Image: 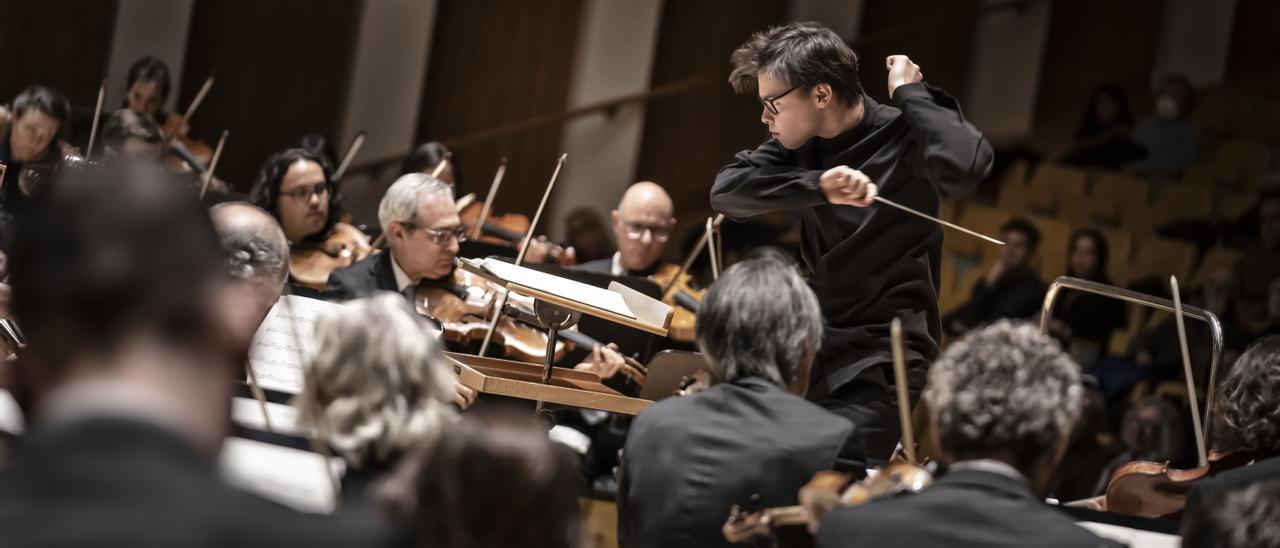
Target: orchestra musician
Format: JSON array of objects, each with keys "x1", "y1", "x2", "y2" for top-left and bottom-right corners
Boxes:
[
  {"x1": 324, "y1": 172, "x2": 628, "y2": 379},
  {"x1": 814, "y1": 321, "x2": 1118, "y2": 547},
  {"x1": 618, "y1": 250, "x2": 865, "y2": 548},
  {"x1": 0, "y1": 161, "x2": 395, "y2": 547},
  {"x1": 576, "y1": 181, "x2": 676, "y2": 278},
  {"x1": 0, "y1": 85, "x2": 74, "y2": 214},
  {"x1": 99, "y1": 109, "x2": 165, "y2": 162},
  {"x1": 712, "y1": 22, "x2": 994, "y2": 461},
  {"x1": 122, "y1": 55, "x2": 212, "y2": 170},
  {"x1": 208, "y1": 202, "x2": 292, "y2": 353}
]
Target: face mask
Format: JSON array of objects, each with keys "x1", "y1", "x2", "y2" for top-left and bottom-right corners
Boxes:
[{"x1": 1155, "y1": 94, "x2": 1180, "y2": 120}]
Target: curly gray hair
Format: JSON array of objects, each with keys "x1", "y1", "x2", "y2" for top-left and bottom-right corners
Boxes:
[
  {"x1": 695, "y1": 250, "x2": 822, "y2": 387},
  {"x1": 925, "y1": 320, "x2": 1082, "y2": 465},
  {"x1": 1211, "y1": 335, "x2": 1280, "y2": 453},
  {"x1": 377, "y1": 172, "x2": 452, "y2": 233},
  {"x1": 295, "y1": 293, "x2": 456, "y2": 467}
]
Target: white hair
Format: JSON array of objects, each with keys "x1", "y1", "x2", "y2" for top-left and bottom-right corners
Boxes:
[
  {"x1": 295, "y1": 293, "x2": 456, "y2": 467},
  {"x1": 377, "y1": 173, "x2": 453, "y2": 233}
]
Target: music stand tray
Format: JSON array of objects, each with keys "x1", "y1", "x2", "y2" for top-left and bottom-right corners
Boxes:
[{"x1": 448, "y1": 352, "x2": 652, "y2": 415}]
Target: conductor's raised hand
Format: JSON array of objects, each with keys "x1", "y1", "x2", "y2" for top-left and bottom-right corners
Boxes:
[
  {"x1": 820, "y1": 166, "x2": 877, "y2": 207},
  {"x1": 886, "y1": 55, "x2": 924, "y2": 97}
]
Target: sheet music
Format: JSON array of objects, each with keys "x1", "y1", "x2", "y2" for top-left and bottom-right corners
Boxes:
[
  {"x1": 219, "y1": 437, "x2": 342, "y2": 514},
  {"x1": 230, "y1": 397, "x2": 300, "y2": 435},
  {"x1": 468, "y1": 258, "x2": 637, "y2": 319},
  {"x1": 247, "y1": 296, "x2": 344, "y2": 394},
  {"x1": 1078, "y1": 522, "x2": 1179, "y2": 547}
]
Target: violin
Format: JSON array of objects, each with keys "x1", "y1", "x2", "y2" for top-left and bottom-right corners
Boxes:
[
  {"x1": 456, "y1": 158, "x2": 576, "y2": 266},
  {"x1": 722, "y1": 461, "x2": 935, "y2": 542},
  {"x1": 1102, "y1": 449, "x2": 1256, "y2": 519},
  {"x1": 160, "y1": 112, "x2": 213, "y2": 172},
  {"x1": 289, "y1": 223, "x2": 376, "y2": 291},
  {"x1": 16, "y1": 141, "x2": 86, "y2": 197},
  {"x1": 649, "y1": 264, "x2": 705, "y2": 343}
]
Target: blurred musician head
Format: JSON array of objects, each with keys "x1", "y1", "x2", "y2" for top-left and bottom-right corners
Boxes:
[
  {"x1": 296, "y1": 293, "x2": 456, "y2": 496},
  {"x1": 925, "y1": 320, "x2": 1082, "y2": 497},
  {"x1": 379, "y1": 412, "x2": 583, "y2": 548},
  {"x1": 249, "y1": 147, "x2": 341, "y2": 244},
  {"x1": 695, "y1": 248, "x2": 821, "y2": 396},
  {"x1": 101, "y1": 108, "x2": 164, "y2": 161},
  {"x1": 611, "y1": 181, "x2": 675, "y2": 274},
  {"x1": 378, "y1": 172, "x2": 460, "y2": 282},
  {"x1": 729, "y1": 22, "x2": 864, "y2": 151},
  {"x1": 1182, "y1": 480, "x2": 1280, "y2": 548},
  {"x1": 124, "y1": 55, "x2": 172, "y2": 121},
  {"x1": 209, "y1": 202, "x2": 289, "y2": 351},
  {"x1": 401, "y1": 141, "x2": 455, "y2": 186},
  {"x1": 1210, "y1": 336, "x2": 1280, "y2": 455},
  {"x1": 10, "y1": 160, "x2": 234, "y2": 449},
  {"x1": 5, "y1": 85, "x2": 69, "y2": 163}
]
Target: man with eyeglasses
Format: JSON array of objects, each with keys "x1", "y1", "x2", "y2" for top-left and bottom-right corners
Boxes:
[
  {"x1": 577, "y1": 181, "x2": 676, "y2": 278},
  {"x1": 712, "y1": 22, "x2": 993, "y2": 462}
]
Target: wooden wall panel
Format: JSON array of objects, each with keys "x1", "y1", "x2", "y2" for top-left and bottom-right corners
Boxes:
[
  {"x1": 416, "y1": 0, "x2": 585, "y2": 215},
  {"x1": 854, "y1": 0, "x2": 978, "y2": 105},
  {"x1": 180, "y1": 0, "x2": 361, "y2": 189},
  {"x1": 1225, "y1": 0, "x2": 1280, "y2": 94}
]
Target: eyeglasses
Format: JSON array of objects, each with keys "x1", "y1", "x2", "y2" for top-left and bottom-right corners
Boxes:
[
  {"x1": 409, "y1": 224, "x2": 468, "y2": 245},
  {"x1": 622, "y1": 220, "x2": 672, "y2": 242},
  {"x1": 759, "y1": 85, "x2": 799, "y2": 115},
  {"x1": 280, "y1": 183, "x2": 329, "y2": 201}
]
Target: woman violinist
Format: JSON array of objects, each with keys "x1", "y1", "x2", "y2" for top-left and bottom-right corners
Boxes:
[
  {"x1": 0, "y1": 85, "x2": 77, "y2": 215},
  {"x1": 122, "y1": 56, "x2": 214, "y2": 171},
  {"x1": 249, "y1": 147, "x2": 373, "y2": 293}
]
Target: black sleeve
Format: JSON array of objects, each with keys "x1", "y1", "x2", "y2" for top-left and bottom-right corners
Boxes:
[
  {"x1": 615, "y1": 448, "x2": 632, "y2": 548},
  {"x1": 952, "y1": 277, "x2": 997, "y2": 327},
  {"x1": 893, "y1": 83, "x2": 994, "y2": 199},
  {"x1": 710, "y1": 138, "x2": 828, "y2": 220},
  {"x1": 322, "y1": 270, "x2": 357, "y2": 301},
  {"x1": 831, "y1": 427, "x2": 868, "y2": 480}
]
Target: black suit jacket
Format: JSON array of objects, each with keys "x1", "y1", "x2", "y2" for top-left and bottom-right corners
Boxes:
[
  {"x1": 816, "y1": 469, "x2": 1121, "y2": 548},
  {"x1": 0, "y1": 417, "x2": 397, "y2": 547},
  {"x1": 618, "y1": 377, "x2": 864, "y2": 548},
  {"x1": 324, "y1": 252, "x2": 399, "y2": 301},
  {"x1": 576, "y1": 257, "x2": 614, "y2": 275},
  {"x1": 1185, "y1": 455, "x2": 1280, "y2": 518}
]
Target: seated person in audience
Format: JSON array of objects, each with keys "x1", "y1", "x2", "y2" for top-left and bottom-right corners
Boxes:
[
  {"x1": 945, "y1": 218, "x2": 1046, "y2": 337},
  {"x1": 1184, "y1": 336, "x2": 1280, "y2": 517},
  {"x1": 1129, "y1": 266, "x2": 1251, "y2": 385},
  {"x1": 378, "y1": 412, "x2": 585, "y2": 548},
  {"x1": 1127, "y1": 75, "x2": 1200, "y2": 180},
  {"x1": 209, "y1": 202, "x2": 291, "y2": 353},
  {"x1": 99, "y1": 108, "x2": 165, "y2": 162},
  {"x1": 296, "y1": 293, "x2": 465, "y2": 503},
  {"x1": 0, "y1": 85, "x2": 73, "y2": 214},
  {"x1": 0, "y1": 162, "x2": 393, "y2": 547},
  {"x1": 1058, "y1": 83, "x2": 1142, "y2": 168},
  {"x1": 618, "y1": 251, "x2": 865, "y2": 548},
  {"x1": 1257, "y1": 277, "x2": 1280, "y2": 338},
  {"x1": 1182, "y1": 480, "x2": 1280, "y2": 548},
  {"x1": 577, "y1": 181, "x2": 676, "y2": 277},
  {"x1": 1237, "y1": 192, "x2": 1280, "y2": 325},
  {"x1": 1047, "y1": 228, "x2": 1128, "y2": 365},
  {"x1": 1092, "y1": 396, "x2": 1185, "y2": 496},
  {"x1": 816, "y1": 321, "x2": 1120, "y2": 548}
]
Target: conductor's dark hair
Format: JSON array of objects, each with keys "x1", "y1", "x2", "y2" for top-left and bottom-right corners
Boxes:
[
  {"x1": 401, "y1": 141, "x2": 454, "y2": 178},
  {"x1": 249, "y1": 147, "x2": 342, "y2": 243},
  {"x1": 1210, "y1": 336, "x2": 1280, "y2": 454},
  {"x1": 378, "y1": 412, "x2": 583, "y2": 548},
  {"x1": 1181, "y1": 480, "x2": 1280, "y2": 548},
  {"x1": 101, "y1": 109, "x2": 163, "y2": 150},
  {"x1": 695, "y1": 252, "x2": 822, "y2": 387},
  {"x1": 729, "y1": 22, "x2": 863, "y2": 106},
  {"x1": 125, "y1": 55, "x2": 172, "y2": 101},
  {"x1": 11, "y1": 85, "x2": 70, "y2": 124},
  {"x1": 10, "y1": 161, "x2": 226, "y2": 379},
  {"x1": 1001, "y1": 217, "x2": 1041, "y2": 249}
]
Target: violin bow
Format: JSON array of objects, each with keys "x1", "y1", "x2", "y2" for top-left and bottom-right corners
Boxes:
[
  {"x1": 477, "y1": 153, "x2": 567, "y2": 357},
  {"x1": 874, "y1": 196, "x2": 1004, "y2": 246},
  {"x1": 85, "y1": 80, "x2": 106, "y2": 158},
  {"x1": 890, "y1": 317, "x2": 918, "y2": 465},
  {"x1": 163, "y1": 75, "x2": 214, "y2": 147},
  {"x1": 199, "y1": 130, "x2": 229, "y2": 199},
  {"x1": 707, "y1": 217, "x2": 721, "y2": 280},
  {"x1": 1170, "y1": 276, "x2": 1208, "y2": 467},
  {"x1": 431, "y1": 150, "x2": 453, "y2": 178},
  {"x1": 331, "y1": 130, "x2": 365, "y2": 181},
  {"x1": 471, "y1": 158, "x2": 508, "y2": 240},
  {"x1": 660, "y1": 214, "x2": 725, "y2": 299}
]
